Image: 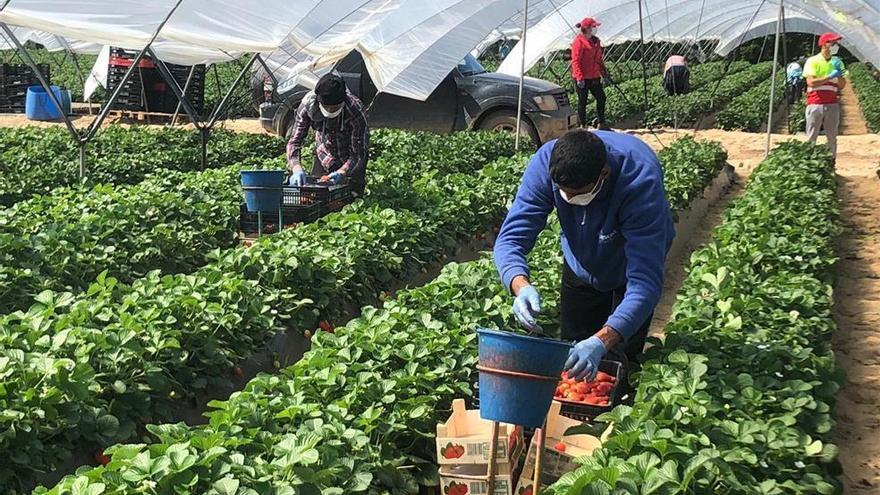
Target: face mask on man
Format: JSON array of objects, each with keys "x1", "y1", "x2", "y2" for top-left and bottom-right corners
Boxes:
[
  {"x1": 829, "y1": 43, "x2": 840, "y2": 55},
  {"x1": 560, "y1": 177, "x2": 605, "y2": 206},
  {"x1": 320, "y1": 103, "x2": 343, "y2": 119},
  {"x1": 583, "y1": 27, "x2": 596, "y2": 37}
]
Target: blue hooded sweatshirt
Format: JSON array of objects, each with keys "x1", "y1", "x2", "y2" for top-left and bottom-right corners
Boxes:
[{"x1": 494, "y1": 131, "x2": 675, "y2": 340}]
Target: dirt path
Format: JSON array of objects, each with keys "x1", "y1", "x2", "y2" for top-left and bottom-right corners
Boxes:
[
  {"x1": 831, "y1": 133, "x2": 880, "y2": 494},
  {"x1": 840, "y1": 83, "x2": 870, "y2": 135},
  {"x1": 633, "y1": 129, "x2": 764, "y2": 334}
]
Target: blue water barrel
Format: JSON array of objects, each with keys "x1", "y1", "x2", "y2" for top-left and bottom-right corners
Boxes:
[
  {"x1": 240, "y1": 170, "x2": 285, "y2": 212},
  {"x1": 476, "y1": 328, "x2": 572, "y2": 427},
  {"x1": 25, "y1": 85, "x2": 64, "y2": 121}
]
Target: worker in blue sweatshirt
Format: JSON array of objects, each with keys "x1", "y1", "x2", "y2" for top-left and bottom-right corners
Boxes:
[{"x1": 494, "y1": 129, "x2": 674, "y2": 382}]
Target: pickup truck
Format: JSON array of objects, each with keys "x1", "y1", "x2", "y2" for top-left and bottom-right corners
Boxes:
[{"x1": 258, "y1": 52, "x2": 577, "y2": 145}]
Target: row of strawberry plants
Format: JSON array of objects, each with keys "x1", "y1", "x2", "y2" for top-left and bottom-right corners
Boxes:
[
  {"x1": 0, "y1": 129, "x2": 515, "y2": 313},
  {"x1": 604, "y1": 61, "x2": 750, "y2": 124},
  {"x1": 549, "y1": 140, "x2": 841, "y2": 494},
  {"x1": 716, "y1": 71, "x2": 785, "y2": 132},
  {"x1": 0, "y1": 126, "x2": 285, "y2": 206},
  {"x1": 0, "y1": 149, "x2": 525, "y2": 491},
  {"x1": 848, "y1": 63, "x2": 880, "y2": 132},
  {"x1": 33, "y1": 136, "x2": 731, "y2": 495},
  {"x1": 642, "y1": 61, "x2": 774, "y2": 127}
]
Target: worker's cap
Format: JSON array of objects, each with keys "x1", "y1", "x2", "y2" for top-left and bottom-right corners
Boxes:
[
  {"x1": 575, "y1": 17, "x2": 600, "y2": 29},
  {"x1": 818, "y1": 32, "x2": 842, "y2": 46},
  {"x1": 315, "y1": 73, "x2": 346, "y2": 106}
]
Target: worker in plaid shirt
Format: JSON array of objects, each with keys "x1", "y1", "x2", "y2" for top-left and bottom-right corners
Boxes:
[{"x1": 286, "y1": 73, "x2": 370, "y2": 195}]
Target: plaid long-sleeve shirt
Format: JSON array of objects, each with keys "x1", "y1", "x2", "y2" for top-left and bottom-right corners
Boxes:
[{"x1": 286, "y1": 90, "x2": 369, "y2": 178}]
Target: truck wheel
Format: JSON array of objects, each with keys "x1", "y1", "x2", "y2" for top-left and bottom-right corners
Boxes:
[{"x1": 478, "y1": 110, "x2": 540, "y2": 146}]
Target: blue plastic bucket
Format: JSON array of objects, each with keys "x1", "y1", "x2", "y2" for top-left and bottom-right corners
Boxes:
[
  {"x1": 240, "y1": 170, "x2": 285, "y2": 212},
  {"x1": 476, "y1": 328, "x2": 572, "y2": 428},
  {"x1": 25, "y1": 85, "x2": 63, "y2": 121}
]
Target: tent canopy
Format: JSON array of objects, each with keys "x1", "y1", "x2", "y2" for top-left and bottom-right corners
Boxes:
[
  {"x1": 0, "y1": 0, "x2": 878, "y2": 100},
  {"x1": 496, "y1": 0, "x2": 880, "y2": 77}
]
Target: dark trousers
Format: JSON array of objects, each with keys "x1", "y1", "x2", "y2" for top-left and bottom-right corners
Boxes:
[
  {"x1": 560, "y1": 261, "x2": 651, "y2": 367},
  {"x1": 575, "y1": 78, "x2": 607, "y2": 127},
  {"x1": 663, "y1": 66, "x2": 690, "y2": 95},
  {"x1": 311, "y1": 155, "x2": 367, "y2": 197}
]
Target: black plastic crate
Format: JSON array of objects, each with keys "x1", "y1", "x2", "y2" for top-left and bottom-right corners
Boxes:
[
  {"x1": 282, "y1": 177, "x2": 354, "y2": 214},
  {"x1": 239, "y1": 202, "x2": 322, "y2": 235},
  {"x1": 555, "y1": 360, "x2": 625, "y2": 422}
]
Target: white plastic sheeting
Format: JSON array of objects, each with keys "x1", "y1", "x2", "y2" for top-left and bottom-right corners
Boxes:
[
  {"x1": 496, "y1": 0, "x2": 880, "y2": 77},
  {"x1": 358, "y1": 0, "x2": 525, "y2": 99},
  {"x1": 0, "y1": 0, "x2": 877, "y2": 101}
]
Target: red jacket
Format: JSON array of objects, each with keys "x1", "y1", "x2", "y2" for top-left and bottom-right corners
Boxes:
[{"x1": 571, "y1": 34, "x2": 606, "y2": 80}]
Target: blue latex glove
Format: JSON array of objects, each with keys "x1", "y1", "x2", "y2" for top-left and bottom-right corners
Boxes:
[
  {"x1": 289, "y1": 171, "x2": 307, "y2": 187},
  {"x1": 576, "y1": 79, "x2": 586, "y2": 89},
  {"x1": 564, "y1": 336, "x2": 607, "y2": 381},
  {"x1": 512, "y1": 285, "x2": 541, "y2": 332},
  {"x1": 831, "y1": 56, "x2": 844, "y2": 72},
  {"x1": 322, "y1": 171, "x2": 344, "y2": 185},
  {"x1": 828, "y1": 69, "x2": 842, "y2": 79}
]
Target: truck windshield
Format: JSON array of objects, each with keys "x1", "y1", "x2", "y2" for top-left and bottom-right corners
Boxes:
[{"x1": 457, "y1": 55, "x2": 487, "y2": 76}]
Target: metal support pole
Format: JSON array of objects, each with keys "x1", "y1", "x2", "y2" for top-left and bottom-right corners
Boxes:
[
  {"x1": 83, "y1": 46, "x2": 153, "y2": 141},
  {"x1": 199, "y1": 127, "x2": 210, "y2": 170},
  {"x1": 515, "y1": 0, "x2": 530, "y2": 151},
  {"x1": 84, "y1": 0, "x2": 185, "y2": 141},
  {"x1": 171, "y1": 65, "x2": 197, "y2": 126},
  {"x1": 79, "y1": 142, "x2": 86, "y2": 180},
  {"x1": 207, "y1": 53, "x2": 260, "y2": 128},
  {"x1": 487, "y1": 422, "x2": 499, "y2": 495},
  {"x1": 637, "y1": 0, "x2": 651, "y2": 111},
  {"x1": 0, "y1": 23, "x2": 80, "y2": 141},
  {"x1": 765, "y1": 0, "x2": 784, "y2": 156},
  {"x1": 150, "y1": 50, "x2": 203, "y2": 127}
]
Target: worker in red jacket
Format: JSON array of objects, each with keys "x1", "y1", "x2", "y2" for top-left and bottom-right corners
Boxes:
[{"x1": 571, "y1": 17, "x2": 611, "y2": 130}]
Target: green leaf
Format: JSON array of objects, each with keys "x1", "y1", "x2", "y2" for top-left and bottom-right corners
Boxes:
[{"x1": 213, "y1": 477, "x2": 240, "y2": 495}]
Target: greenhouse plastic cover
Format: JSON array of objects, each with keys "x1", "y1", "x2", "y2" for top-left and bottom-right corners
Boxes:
[
  {"x1": 496, "y1": 0, "x2": 880, "y2": 77},
  {"x1": 0, "y1": 0, "x2": 878, "y2": 100}
]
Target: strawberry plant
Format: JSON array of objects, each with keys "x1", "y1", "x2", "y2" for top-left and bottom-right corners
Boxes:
[
  {"x1": 0, "y1": 129, "x2": 516, "y2": 313},
  {"x1": 0, "y1": 149, "x2": 527, "y2": 490},
  {"x1": 0, "y1": 126, "x2": 285, "y2": 206},
  {"x1": 600, "y1": 61, "x2": 750, "y2": 125},
  {"x1": 849, "y1": 63, "x2": 880, "y2": 132},
  {"x1": 716, "y1": 71, "x2": 785, "y2": 132},
  {"x1": 30, "y1": 135, "x2": 729, "y2": 495},
  {"x1": 642, "y1": 62, "x2": 774, "y2": 127}
]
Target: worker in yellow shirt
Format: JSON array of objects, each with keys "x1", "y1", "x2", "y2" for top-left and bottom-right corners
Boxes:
[{"x1": 802, "y1": 32, "x2": 848, "y2": 158}]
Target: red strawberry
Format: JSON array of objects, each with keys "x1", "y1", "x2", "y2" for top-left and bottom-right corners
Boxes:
[
  {"x1": 555, "y1": 441, "x2": 567, "y2": 452},
  {"x1": 318, "y1": 320, "x2": 335, "y2": 333},
  {"x1": 94, "y1": 451, "x2": 110, "y2": 466}
]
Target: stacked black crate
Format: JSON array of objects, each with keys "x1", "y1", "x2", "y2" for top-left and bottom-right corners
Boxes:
[
  {"x1": 107, "y1": 47, "x2": 151, "y2": 110},
  {"x1": 0, "y1": 63, "x2": 51, "y2": 113}
]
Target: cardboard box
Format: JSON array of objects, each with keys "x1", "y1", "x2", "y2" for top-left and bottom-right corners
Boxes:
[
  {"x1": 439, "y1": 464, "x2": 520, "y2": 495},
  {"x1": 437, "y1": 399, "x2": 524, "y2": 465},
  {"x1": 514, "y1": 402, "x2": 611, "y2": 494}
]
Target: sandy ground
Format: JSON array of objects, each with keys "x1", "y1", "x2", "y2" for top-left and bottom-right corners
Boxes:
[{"x1": 830, "y1": 138, "x2": 880, "y2": 493}]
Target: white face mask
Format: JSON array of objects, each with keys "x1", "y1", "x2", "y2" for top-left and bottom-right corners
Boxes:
[
  {"x1": 320, "y1": 103, "x2": 343, "y2": 119},
  {"x1": 560, "y1": 178, "x2": 604, "y2": 206},
  {"x1": 829, "y1": 44, "x2": 840, "y2": 55}
]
